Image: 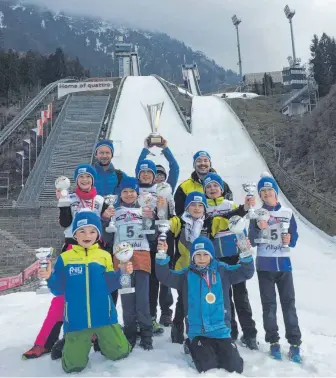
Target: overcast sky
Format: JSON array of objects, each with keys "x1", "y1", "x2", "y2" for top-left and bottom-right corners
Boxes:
[{"x1": 23, "y1": 0, "x2": 336, "y2": 74}]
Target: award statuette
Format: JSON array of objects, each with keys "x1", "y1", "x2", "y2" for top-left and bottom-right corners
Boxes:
[
  {"x1": 280, "y1": 219, "x2": 290, "y2": 252},
  {"x1": 55, "y1": 176, "x2": 71, "y2": 207},
  {"x1": 242, "y1": 182, "x2": 257, "y2": 219},
  {"x1": 156, "y1": 182, "x2": 172, "y2": 220},
  {"x1": 228, "y1": 215, "x2": 253, "y2": 259},
  {"x1": 114, "y1": 242, "x2": 135, "y2": 295},
  {"x1": 254, "y1": 209, "x2": 272, "y2": 244},
  {"x1": 104, "y1": 195, "x2": 118, "y2": 233},
  {"x1": 35, "y1": 247, "x2": 54, "y2": 295},
  {"x1": 155, "y1": 221, "x2": 170, "y2": 259},
  {"x1": 142, "y1": 102, "x2": 165, "y2": 147},
  {"x1": 138, "y1": 192, "x2": 155, "y2": 234}
]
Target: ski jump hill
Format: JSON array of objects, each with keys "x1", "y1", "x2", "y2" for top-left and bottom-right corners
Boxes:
[{"x1": 0, "y1": 76, "x2": 335, "y2": 377}]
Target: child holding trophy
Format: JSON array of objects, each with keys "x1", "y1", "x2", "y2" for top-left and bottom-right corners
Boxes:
[
  {"x1": 203, "y1": 173, "x2": 258, "y2": 350},
  {"x1": 248, "y1": 175, "x2": 302, "y2": 363},
  {"x1": 37, "y1": 211, "x2": 132, "y2": 373},
  {"x1": 111, "y1": 176, "x2": 157, "y2": 351},
  {"x1": 155, "y1": 236, "x2": 254, "y2": 374},
  {"x1": 22, "y1": 164, "x2": 113, "y2": 360}
]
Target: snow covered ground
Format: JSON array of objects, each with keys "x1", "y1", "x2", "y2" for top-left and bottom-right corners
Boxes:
[{"x1": 1, "y1": 80, "x2": 336, "y2": 377}]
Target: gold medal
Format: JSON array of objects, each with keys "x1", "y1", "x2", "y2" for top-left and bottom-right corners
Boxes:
[{"x1": 205, "y1": 292, "x2": 216, "y2": 304}]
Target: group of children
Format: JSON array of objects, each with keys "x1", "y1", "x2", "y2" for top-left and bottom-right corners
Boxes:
[{"x1": 22, "y1": 146, "x2": 303, "y2": 374}]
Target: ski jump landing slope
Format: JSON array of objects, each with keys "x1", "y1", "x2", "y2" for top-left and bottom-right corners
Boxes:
[{"x1": 0, "y1": 85, "x2": 336, "y2": 377}]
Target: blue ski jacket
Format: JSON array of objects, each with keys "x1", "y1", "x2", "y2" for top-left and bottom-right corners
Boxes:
[{"x1": 94, "y1": 162, "x2": 127, "y2": 197}]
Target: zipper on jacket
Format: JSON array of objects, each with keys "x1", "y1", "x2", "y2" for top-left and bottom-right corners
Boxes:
[
  {"x1": 200, "y1": 279, "x2": 205, "y2": 333},
  {"x1": 276, "y1": 257, "x2": 280, "y2": 272},
  {"x1": 65, "y1": 302, "x2": 69, "y2": 323},
  {"x1": 108, "y1": 295, "x2": 112, "y2": 318},
  {"x1": 85, "y1": 248, "x2": 92, "y2": 328}
]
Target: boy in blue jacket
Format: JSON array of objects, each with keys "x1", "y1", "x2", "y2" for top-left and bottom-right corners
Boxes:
[
  {"x1": 156, "y1": 236, "x2": 254, "y2": 374},
  {"x1": 248, "y1": 175, "x2": 302, "y2": 363},
  {"x1": 39, "y1": 211, "x2": 132, "y2": 373}
]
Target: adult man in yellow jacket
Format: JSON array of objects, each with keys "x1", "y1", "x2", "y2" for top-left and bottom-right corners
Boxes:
[{"x1": 174, "y1": 151, "x2": 232, "y2": 216}]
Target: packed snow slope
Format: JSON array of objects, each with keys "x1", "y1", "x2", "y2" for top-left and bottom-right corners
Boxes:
[{"x1": 0, "y1": 82, "x2": 336, "y2": 377}]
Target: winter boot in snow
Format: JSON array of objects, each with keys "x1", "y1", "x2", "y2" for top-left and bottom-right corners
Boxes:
[
  {"x1": 171, "y1": 322, "x2": 184, "y2": 344},
  {"x1": 288, "y1": 345, "x2": 302, "y2": 364},
  {"x1": 139, "y1": 328, "x2": 153, "y2": 351},
  {"x1": 22, "y1": 345, "x2": 51, "y2": 360},
  {"x1": 50, "y1": 338, "x2": 65, "y2": 360},
  {"x1": 270, "y1": 342, "x2": 282, "y2": 360},
  {"x1": 240, "y1": 336, "x2": 259, "y2": 350},
  {"x1": 152, "y1": 317, "x2": 164, "y2": 336},
  {"x1": 159, "y1": 313, "x2": 173, "y2": 327}
]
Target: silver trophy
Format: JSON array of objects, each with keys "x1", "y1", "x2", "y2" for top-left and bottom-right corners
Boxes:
[
  {"x1": 228, "y1": 216, "x2": 253, "y2": 258},
  {"x1": 254, "y1": 209, "x2": 272, "y2": 244},
  {"x1": 104, "y1": 195, "x2": 118, "y2": 233},
  {"x1": 138, "y1": 192, "x2": 155, "y2": 234},
  {"x1": 156, "y1": 182, "x2": 172, "y2": 220},
  {"x1": 114, "y1": 242, "x2": 135, "y2": 295},
  {"x1": 242, "y1": 182, "x2": 257, "y2": 219},
  {"x1": 55, "y1": 176, "x2": 71, "y2": 207},
  {"x1": 35, "y1": 247, "x2": 54, "y2": 295},
  {"x1": 280, "y1": 219, "x2": 290, "y2": 252},
  {"x1": 142, "y1": 102, "x2": 165, "y2": 147},
  {"x1": 155, "y1": 220, "x2": 170, "y2": 259}
]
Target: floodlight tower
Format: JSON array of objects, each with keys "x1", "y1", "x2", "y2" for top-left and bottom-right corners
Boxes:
[
  {"x1": 284, "y1": 5, "x2": 297, "y2": 65},
  {"x1": 232, "y1": 14, "x2": 243, "y2": 80}
]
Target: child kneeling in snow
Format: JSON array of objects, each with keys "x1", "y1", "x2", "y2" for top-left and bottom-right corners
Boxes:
[
  {"x1": 38, "y1": 211, "x2": 132, "y2": 373},
  {"x1": 155, "y1": 236, "x2": 255, "y2": 374}
]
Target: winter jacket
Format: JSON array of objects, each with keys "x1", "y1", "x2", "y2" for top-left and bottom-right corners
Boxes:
[
  {"x1": 137, "y1": 147, "x2": 180, "y2": 192},
  {"x1": 156, "y1": 257, "x2": 254, "y2": 340},
  {"x1": 174, "y1": 170, "x2": 233, "y2": 216},
  {"x1": 248, "y1": 202, "x2": 298, "y2": 272},
  {"x1": 47, "y1": 243, "x2": 121, "y2": 333},
  {"x1": 94, "y1": 162, "x2": 127, "y2": 196},
  {"x1": 207, "y1": 197, "x2": 248, "y2": 258}
]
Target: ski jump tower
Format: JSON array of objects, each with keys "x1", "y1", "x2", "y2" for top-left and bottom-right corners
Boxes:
[
  {"x1": 115, "y1": 37, "x2": 141, "y2": 77},
  {"x1": 181, "y1": 58, "x2": 201, "y2": 95}
]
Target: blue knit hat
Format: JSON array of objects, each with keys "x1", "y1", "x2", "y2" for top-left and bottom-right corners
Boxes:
[
  {"x1": 185, "y1": 191, "x2": 207, "y2": 210},
  {"x1": 190, "y1": 236, "x2": 215, "y2": 260},
  {"x1": 74, "y1": 164, "x2": 97, "y2": 185},
  {"x1": 257, "y1": 176, "x2": 279, "y2": 196},
  {"x1": 72, "y1": 210, "x2": 102, "y2": 239},
  {"x1": 136, "y1": 160, "x2": 157, "y2": 179},
  {"x1": 119, "y1": 176, "x2": 139, "y2": 194},
  {"x1": 193, "y1": 151, "x2": 211, "y2": 166},
  {"x1": 95, "y1": 139, "x2": 114, "y2": 155},
  {"x1": 203, "y1": 173, "x2": 224, "y2": 193}
]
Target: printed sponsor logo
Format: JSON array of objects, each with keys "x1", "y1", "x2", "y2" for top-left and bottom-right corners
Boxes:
[
  {"x1": 194, "y1": 196, "x2": 203, "y2": 202},
  {"x1": 263, "y1": 182, "x2": 273, "y2": 188},
  {"x1": 140, "y1": 164, "x2": 149, "y2": 170},
  {"x1": 69, "y1": 266, "x2": 83, "y2": 276},
  {"x1": 194, "y1": 243, "x2": 204, "y2": 250},
  {"x1": 78, "y1": 168, "x2": 87, "y2": 173},
  {"x1": 198, "y1": 152, "x2": 207, "y2": 156},
  {"x1": 77, "y1": 219, "x2": 87, "y2": 227}
]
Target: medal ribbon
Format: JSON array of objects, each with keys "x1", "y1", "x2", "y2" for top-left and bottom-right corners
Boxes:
[
  {"x1": 80, "y1": 198, "x2": 94, "y2": 210},
  {"x1": 202, "y1": 271, "x2": 211, "y2": 291}
]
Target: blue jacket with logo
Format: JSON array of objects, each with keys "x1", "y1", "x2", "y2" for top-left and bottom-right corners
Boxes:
[
  {"x1": 156, "y1": 257, "x2": 254, "y2": 340},
  {"x1": 248, "y1": 202, "x2": 298, "y2": 272},
  {"x1": 94, "y1": 162, "x2": 127, "y2": 197},
  {"x1": 47, "y1": 243, "x2": 121, "y2": 333},
  {"x1": 136, "y1": 147, "x2": 180, "y2": 192}
]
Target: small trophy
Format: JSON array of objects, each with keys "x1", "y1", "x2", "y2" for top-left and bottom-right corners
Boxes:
[
  {"x1": 280, "y1": 219, "x2": 290, "y2": 252},
  {"x1": 228, "y1": 216, "x2": 253, "y2": 258},
  {"x1": 138, "y1": 192, "x2": 155, "y2": 234},
  {"x1": 156, "y1": 221, "x2": 170, "y2": 259},
  {"x1": 142, "y1": 102, "x2": 165, "y2": 147},
  {"x1": 242, "y1": 182, "x2": 257, "y2": 219},
  {"x1": 156, "y1": 182, "x2": 172, "y2": 220},
  {"x1": 104, "y1": 195, "x2": 118, "y2": 233},
  {"x1": 114, "y1": 242, "x2": 135, "y2": 295},
  {"x1": 254, "y1": 209, "x2": 272, "y2": 244},
  {"x1": 55, "y1": 176, "x2": 71, "y2": 207},
  {"x1": 35, "y1": 247, "x2": 54, "y2": 295}
]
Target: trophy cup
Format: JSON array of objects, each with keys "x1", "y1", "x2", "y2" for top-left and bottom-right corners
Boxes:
[
  {"x1": 138, "y1": 192, "x2": 155, "y2": 234},
  {"x1": 55, "y1": 176, "x2": 71, "y2": 207},
  {"x1": 280, "y1": 219, "x2": 291, "y2": 252},
  {"x1": 242, "y1": 182, "x2": 257, "y2": 219},
  {"x1": 142, "y1": 102, "x2": 165, "y2": 147},
  {"x1": 114, "y1": 242, "x2": 135, "y2": 295},
  {"x1": 228, "y1": 216, "x2": 253, "y2": 259},
  {"x1": 156, "y1": 182, "x2": 172, "y2": 220},
  {"x1": 156, "y1": 221, "x2": 170, "y2": 260},
  {"x1": 104, "y1": 195, "x2": 118, "y2": 233},
  {"x1": 35, "y1": 247, "x2": 54, "y2": 295},
  {"x1": 254, "y1": 209, "x2": 272, "y2": 244}
]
